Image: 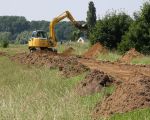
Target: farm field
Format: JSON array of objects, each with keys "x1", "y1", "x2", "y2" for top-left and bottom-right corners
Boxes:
[{"x1": 0, "y1": 43, "x2": 150, "y2": 120}]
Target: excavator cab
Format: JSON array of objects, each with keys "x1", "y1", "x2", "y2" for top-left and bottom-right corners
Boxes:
[{"x1": 28, "y1": 30, "x2": 51, "y2": 52}]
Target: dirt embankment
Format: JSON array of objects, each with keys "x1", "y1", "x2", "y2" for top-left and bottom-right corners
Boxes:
[
  {"x1": 11, "y1": 51, "x2": 89, "y2": 77},
  {"x1": 93, "y1": 74, "x2": 150, "y2": 118},
  {"x1": 79, "y1": 57, "x2": 150, "y2": 118},
  {"x1": 83, "y1": 43, "x2": 107, "y2": 58},
  {"x1": 76, "y1": 70, "x2": 114, "y2": 96},
  {"x1": 79, "y1": 58, "x2": 150, "y2": 81},
  {"x1": 119, "y1": 48, "x2": 143, "y2": 63}
]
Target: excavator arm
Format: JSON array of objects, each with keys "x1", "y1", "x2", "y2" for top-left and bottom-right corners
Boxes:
[{"x1": 49, "y1": 11, "x2": 87, "y2": 47}]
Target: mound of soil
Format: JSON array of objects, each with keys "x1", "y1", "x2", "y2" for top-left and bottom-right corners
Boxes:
[
  {"x1": 76, "y1": 70, "x2": 114, "y2": 96},
  {"x1": 0, "y1": 51, "x2": 6, "y2": 56},
  {"x1": 119, "y1": 48, "x2": 143, "y2": 63},
  {"x1": 83, "y1": 43, "x2": 107, "y2": 58},
  {"x1": 11, "y1": 51, "x2": 89, "y2": 77},
  {"x1": 61, "y1": 47, "x2": 75, "y2": 56},
  {"x1": 58, "y1": 56, "x2": 89, "y2": 77},
  {"x1": 93, "y1": 74, "x2": 150, "y2": 118}
]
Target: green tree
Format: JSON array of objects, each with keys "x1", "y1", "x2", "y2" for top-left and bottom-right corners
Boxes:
[
  {"x1": 86, "y1": 1, "x2": 97, "y2": 31},
  {"x1": 90, "y1": 11, "x2": 133, "y2": 49},
  {"x1": 0, "y1": 16, "x2": 30, "y2": 40},
  {"x1": 30, "y1": 20, "x2": 49, "y2": 32},
  {"x1": 118, "y1": 1, "x2": 150, "y2": 54}
]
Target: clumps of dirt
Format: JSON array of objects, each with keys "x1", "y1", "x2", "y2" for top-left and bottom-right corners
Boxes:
[
  {"x1": 83, "y1": 43, "x2": 107, "y2": 58},
  {"x1": 61, "y1": 47, "x2": 75, "y2": 56},
  {"x1": 58, "y1": 56, "x2": 89, "y2": 77},
  {"x1": 93, "y1": 74, "x2": 150, "y2": 118},
  {"x1": 0, "y1": 51, "x2": 6, "y2": 56},
  {"x1": 11, "y1": 51, "x2": 89, "y2": 77},
  {"x1": 76, "y1": 70, "x2": 114, "y2": 96},
  {"x1": 119, "y1": 48, "x2": 143, "y2": 63}
]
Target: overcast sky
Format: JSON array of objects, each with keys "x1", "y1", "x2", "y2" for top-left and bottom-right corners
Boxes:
[{"x1": 0, "y1": 0, "x2": 146, "y2": 21}]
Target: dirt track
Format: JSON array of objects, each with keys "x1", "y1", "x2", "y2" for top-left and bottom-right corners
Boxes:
[
  {"x1": 77, "y1": 58, "x2": 150, "y2": 117},
  {"x1": 79, "y1": 58, "x2": 150, "y2": 81}
]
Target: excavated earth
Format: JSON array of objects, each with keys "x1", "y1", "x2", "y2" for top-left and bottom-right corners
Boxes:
[
  {"x1": 78, "y1": 58, "x2": 150, "y2": 118},
  {"x1": 0, "y1": 51, "x2": 7, "y2": 56},
  {"x1": 11, "y1": 51, "x2": 89, "y2": 77},
  {"x1": 61, "y1": 47, "x2": 75, "y2": 56},
  {"x1": 119, "y1": 48, "x2": 143, "y2": 63},
  {"x1": 93, "y1": 74, "x2": 150, "y2": 118},
  {"x1": 76, "y1": 69, "x2": 114, "y2": 96},
  {"x1": 83, "y1": 43, "x2": 107, "y2": 58}
]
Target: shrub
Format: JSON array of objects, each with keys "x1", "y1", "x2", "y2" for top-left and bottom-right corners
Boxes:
[
  {"x1": 118, "y1": 1, "x2": 150, "y2": 54},
  {"x1": 89, "y1": 11, "x2": 133, "y2": 49},
  {"x1": 1, "y1": 40, "x2": 9, "y2": 48}
]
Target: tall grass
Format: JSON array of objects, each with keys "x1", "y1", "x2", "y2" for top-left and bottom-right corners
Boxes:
[
  {"x1": 0, "y1": 44, "x2": 150, "y2": 120},
  {"x1": 0, "y1": 56, "x2": 101, "y2": 120},
  {"x1": 131, "y1": 56, "x2": 150, "y2": 65},
  {"x1": 0, "y1": 44, "x2": 28, "y2": 56},
  {"x1": 110, "y1": 108, "x2": 150, "y2": 120},
  {"x1": 97, "y1": 52, "x2": 121, "y2": 62}
]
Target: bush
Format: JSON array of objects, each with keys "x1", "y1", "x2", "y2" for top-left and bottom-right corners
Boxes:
[
  {"x1": 89, "y1": 11, "x2": 133, "y2": 49},
  {"x1": 1, "y1": 40, "x2": 9, "y2": 48},
  {"x1": 0, "y1": 32, "x2": 11, "y2": 48},
  {"x1": 15, "y1": 31, "x2": 32, "y2": 44},
  {"x1": 118, "y1": 1, "x2": 150, "y2": 54}
]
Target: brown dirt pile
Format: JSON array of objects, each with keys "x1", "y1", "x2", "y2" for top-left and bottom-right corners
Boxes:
[
  {"x1": 93, "y1": 74, "x2": 150, "y2": 118},
  {"x1": 76, "y1": 70, "x2": 114, "y2": 96},
  {"x1": 11, "y1": 51, "x2": 89, "y2": 77},
  {"x1": 83, "y1": 43, "x2": 107, "y2": 58},
  {"x1": 58, "y1": 56, "x2": 89, "y2": 77},
  {"x1": 0, "y1": 51, "x2": 6, "y2": 56},
  {"x1": 119, "y1": 48, "x2": 143, "y2": 63},
  {"x1": 61, "y1": 47, "x2": 75, "y2": 56}
]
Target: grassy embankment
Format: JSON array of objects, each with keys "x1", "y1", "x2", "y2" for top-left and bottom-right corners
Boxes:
[{"x1": 0, "y1": 43, "x2": 150, "y2": 120}]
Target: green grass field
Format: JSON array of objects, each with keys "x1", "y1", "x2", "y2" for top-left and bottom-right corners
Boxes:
[{"x1": 0, "y1": 44, "x2": 150, "y2": 120}]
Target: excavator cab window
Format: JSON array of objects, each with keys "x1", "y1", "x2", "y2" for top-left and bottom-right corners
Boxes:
[
  {"x1": 31, "y1": 31, "x2": 37, "y2": 38},
  {"x1": 31, "y1": 31, "x2": 47, "y2": 39}
]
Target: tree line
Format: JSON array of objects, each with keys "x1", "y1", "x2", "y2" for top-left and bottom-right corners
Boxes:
[{"x1": 0, "y1": 16, "x2": 83, "y2": 45}]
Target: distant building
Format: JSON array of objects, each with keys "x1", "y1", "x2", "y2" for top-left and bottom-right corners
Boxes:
[{"x1": 77, "y1": 37, "x2": 86, "y2": 43}]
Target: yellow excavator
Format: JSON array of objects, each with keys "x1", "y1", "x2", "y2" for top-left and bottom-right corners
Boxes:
[{"x1": 28, "y1": 11, "x2": 87, "y2": 52}]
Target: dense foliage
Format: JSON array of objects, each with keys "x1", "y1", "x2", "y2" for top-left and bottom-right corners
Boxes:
[
  {"x1": 89, "y1": 12, "x2": 133, "y2": 49},
  {"x1": 0, "y1": 16, "x2": 30, "y2": 40},
  {"x1": 15, "y1": 31, "x2": 32, "y2": 44},
  {"x1": 55, "y1": 21, "x2": 76, "y2": 41},
  {"x1": 86, "y1": 1, "x2": 97, "y2": 37},
  {"x1": 0, "y1": 16, "x2": 83, "y2": 43},
  {"x1": 118, "y1": 2, "x2": 150, "y2": 54},
  {"x1": 89, "y1": 1, "x2": 150, "y2": 54},
  {"x1": 86, "y1": 1, "x2": 97, "y2": 28},
  {"x1": 0, "y1": 32, "x2": 11, "y2": 48}
]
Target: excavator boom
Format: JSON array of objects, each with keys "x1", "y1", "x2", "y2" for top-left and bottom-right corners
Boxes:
[
  {"x1": 50, "y1": 11, "x2": 87, "y2": 47},
  {"x1": 28, "y1": 11, "x2": 87, "y2": 52}
]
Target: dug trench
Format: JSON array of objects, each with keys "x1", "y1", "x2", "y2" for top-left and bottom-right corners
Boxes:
[{"x1": 8, "y1": 47, "x2": 150, "y2": 119}]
